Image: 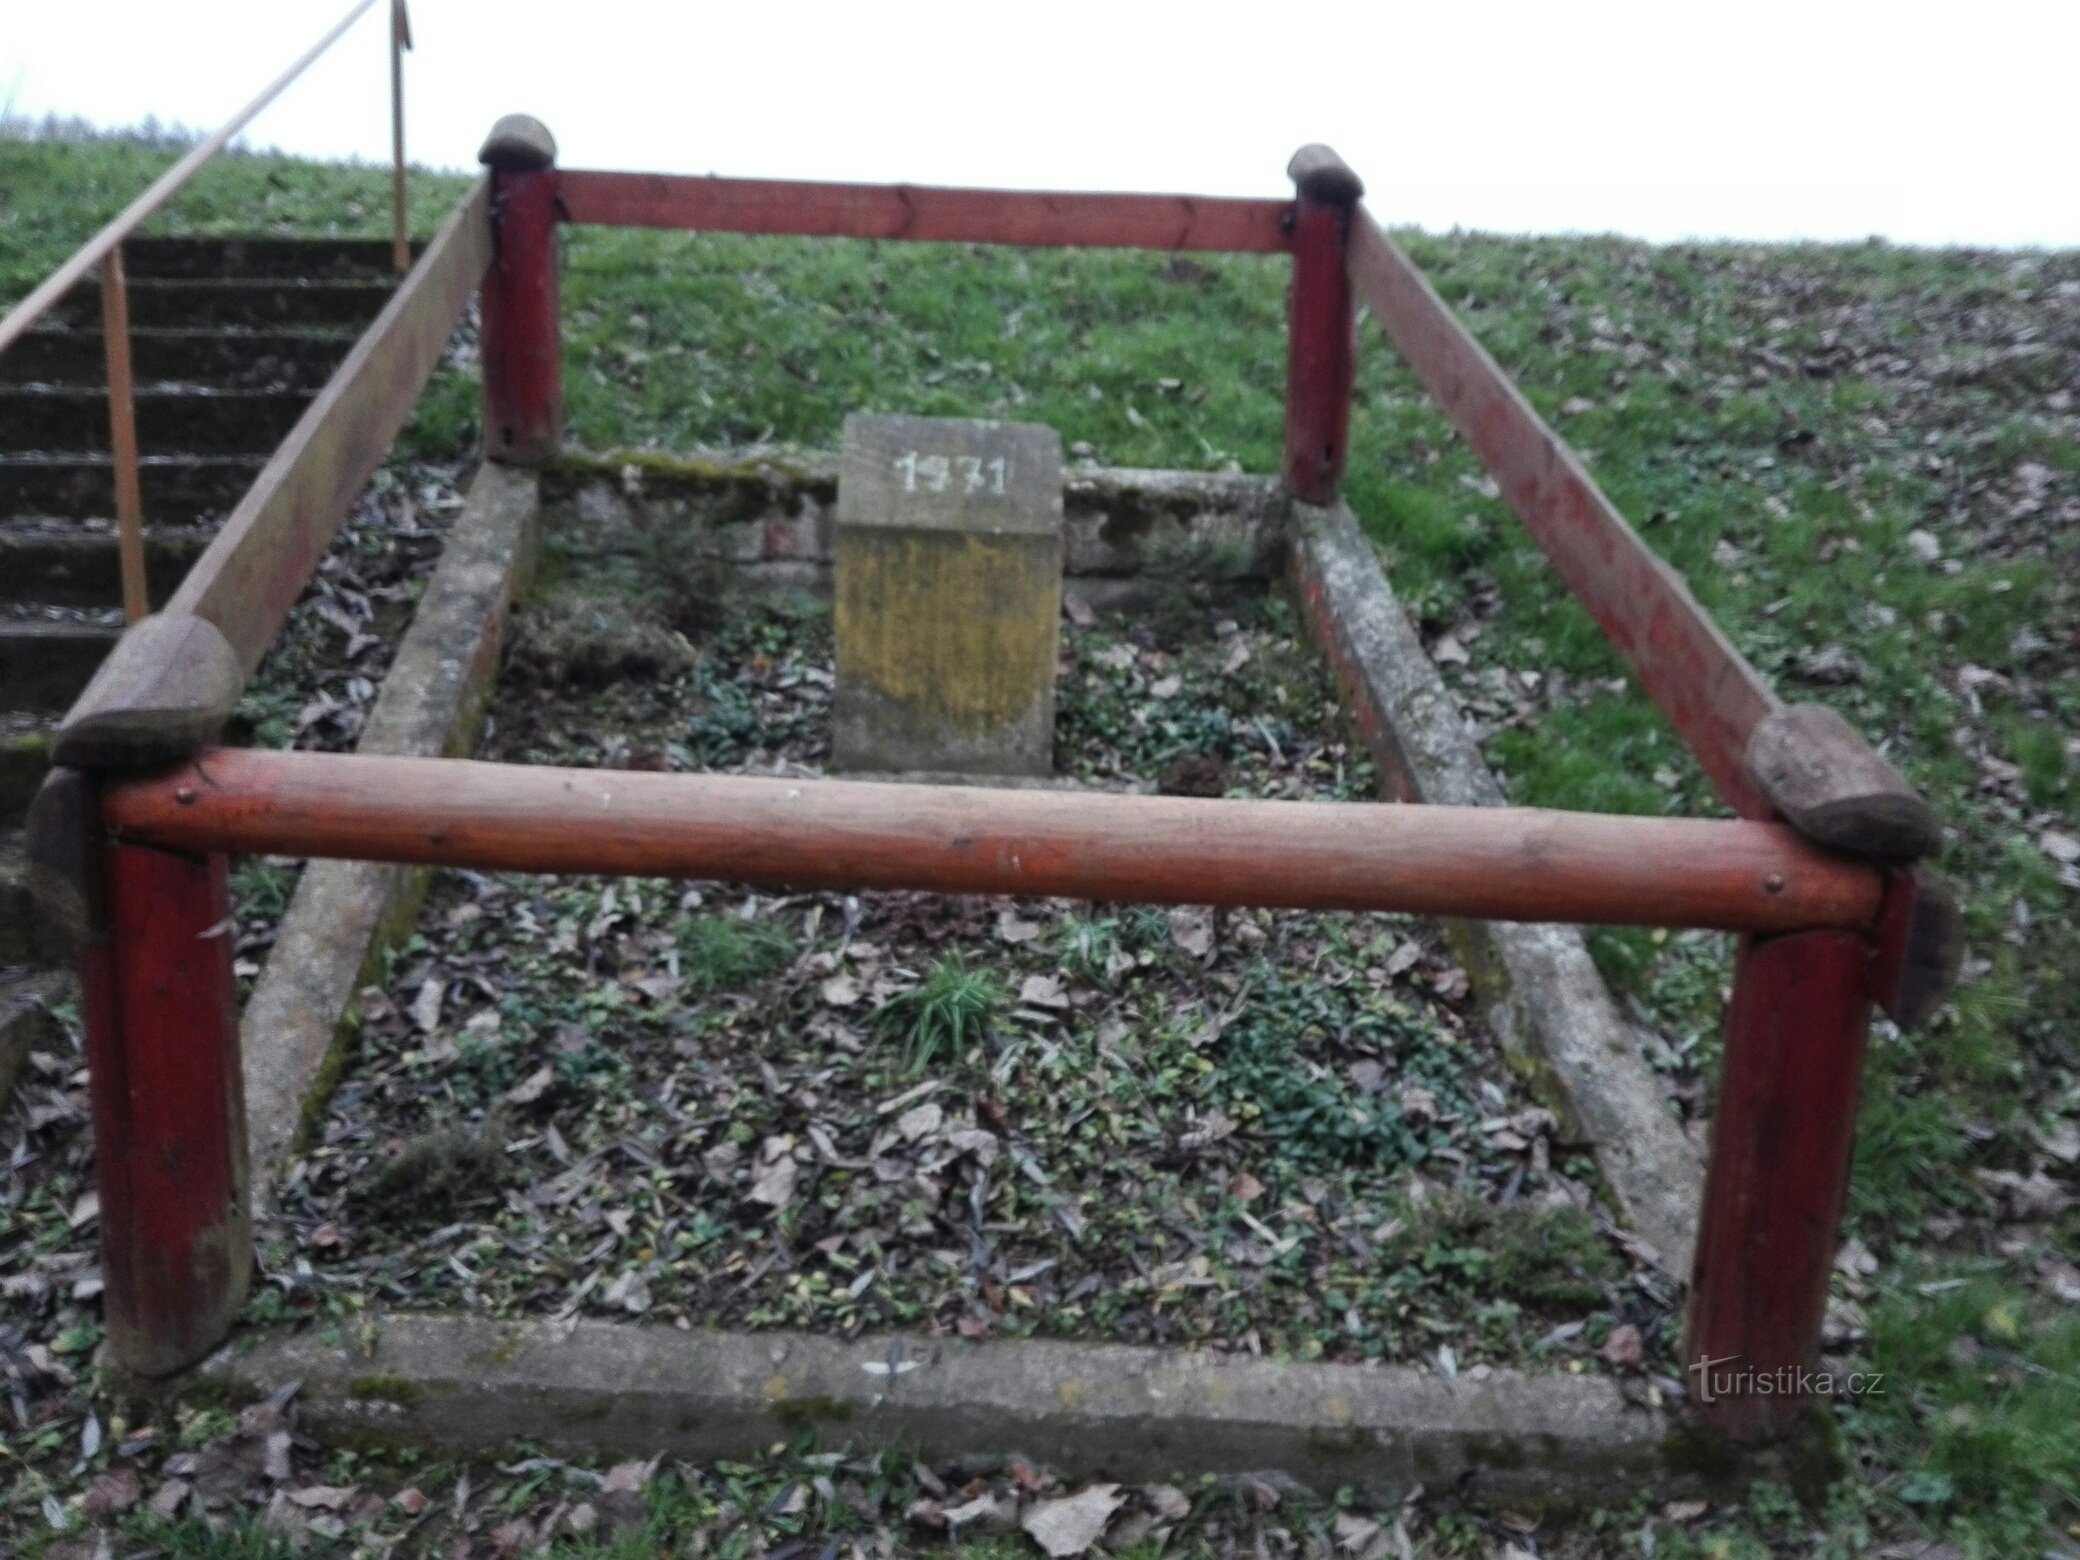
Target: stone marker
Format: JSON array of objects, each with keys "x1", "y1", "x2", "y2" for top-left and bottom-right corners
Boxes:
[{"x1": 834, "y1": 413, "x2": 1063, "y2": 776}]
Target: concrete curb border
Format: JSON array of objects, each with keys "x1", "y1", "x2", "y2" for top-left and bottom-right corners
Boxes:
[
  {"x1": 241, "y1": 462, "x2": 540, "y2": 1209},
  {"x1": 1288, "y1": 500, "x2": 1704, "y2": 1273},
  {"x1": 195, "y1": 1313, "x2": 1706, "y2": 1508}
]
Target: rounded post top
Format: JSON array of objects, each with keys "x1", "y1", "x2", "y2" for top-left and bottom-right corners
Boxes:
[
  {"x1": 480, "y1": 114, "x2": 557, "y2": 172},
  {"x1": 1287, "y1": 144, "x2": 1364, "y2": 204}
]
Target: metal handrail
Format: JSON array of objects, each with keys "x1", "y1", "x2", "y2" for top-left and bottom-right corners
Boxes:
[{"x1": 0, "y1": 0, "x2": 410, "y2": 622}]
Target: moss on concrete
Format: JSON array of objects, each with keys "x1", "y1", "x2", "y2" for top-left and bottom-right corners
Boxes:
[
  {"x1": 347, "y1": 1374, "x2": 426, "y2": 1409},
  {"x1": 549, "y1": 447, "x2": 837, "y2": 522}
]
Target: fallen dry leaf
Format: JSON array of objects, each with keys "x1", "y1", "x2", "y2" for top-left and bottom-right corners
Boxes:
[
  {"x1": 1022, "y1": 1483, "x2": 1125, "y2": 1557},
  {"x1": 747, "y1": 1138, "x2": 799, "y2": 1209},
  {"x1": 1600, "y1": 1323, "x2": 1644, "y2": 1370}
]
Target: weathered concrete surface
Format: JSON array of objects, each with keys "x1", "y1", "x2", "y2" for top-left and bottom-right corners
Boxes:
[
  {"x1": 834, "y1": 416, "x2": 1063, "y2": 776},
  {"x1": 0, "y1": 970, "x2": 66, "y2": 1107},
  {"x1": 0, "y1": 832, "x2": 68, "y2": 967},
  {"x1": 542, "y1": 450, "x2": 1288, "y2": 595},
  {"x1": 0, "y1": 453, "x2": 266, "y2": 522},
  {"x1": 1290, "y1": 501, "x2": 1704, "y2": 1274},
  {"x1": 241, "y1": 463, "x2": 539, "y2": 1208},
  {"x1": 0, "y1": 723, "x2": 54, "y2": 828},
  {"x1": 0, "y1": 526, "x2": 208, "y2": 611},
  {"x1": 196, "y1": 1314, "x2": 1692, "y2": 1508},
  {"x1": 0, "y1": 620, "x2": 122, "y2": 713}
]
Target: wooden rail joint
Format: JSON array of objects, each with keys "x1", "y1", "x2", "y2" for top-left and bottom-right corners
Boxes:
[
  {"x1": 1286, "y1": 144, "x2": 1364, "y2": 207},
  {"x1": 479, "y1": 113, "x2": 556, "y2": 173},
  {"x1": 52, "y1": 613, "x2": 242, "y2": 771},
  {"x1": 1741, "y1": 704, "x2": 1960, "y2": 1027},
  {"x1": 1743, "y1": 703, "x2": 1940, "y2": 861}
]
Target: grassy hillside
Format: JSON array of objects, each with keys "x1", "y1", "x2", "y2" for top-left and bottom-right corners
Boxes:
[{"x1": 3, "y1": 131, "x2": 2077, "y2": 1557}]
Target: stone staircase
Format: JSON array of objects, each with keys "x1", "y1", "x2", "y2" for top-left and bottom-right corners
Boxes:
[{"x1": 0, "y1": 235, "x2": 402, "y2": 975}]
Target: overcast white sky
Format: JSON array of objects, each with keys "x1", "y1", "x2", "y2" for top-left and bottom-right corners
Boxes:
[{"x1": 6, "y1": 0, "x2": 2076, "y2": 247}]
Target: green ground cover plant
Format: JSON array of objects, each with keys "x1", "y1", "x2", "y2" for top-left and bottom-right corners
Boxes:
[{"x1": 2, "y1": 129, "x2": 2075, "y2": 1556}]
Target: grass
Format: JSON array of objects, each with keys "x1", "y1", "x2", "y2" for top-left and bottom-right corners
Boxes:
[
  {"x1": 873, "y1": 955, "x2": 1009, "y2": 1074},
  {"x1": 677, "y1": 912, "x2": 796, "y2": 994},
  {"x1": 4, "y1": 127, "x2": 2078, "y2": 1554}
]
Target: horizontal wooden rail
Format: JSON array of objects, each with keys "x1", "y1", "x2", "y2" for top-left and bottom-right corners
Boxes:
[
  {"x1": 104, "y1": 749, "x2": 1886, "y2": 935},
  {"x1": 1349, "y1": 209, "x2": 1783, "y2": 815},
  {"x1": 556, "y1": 169, "x2": 1294, "y2": 253}
]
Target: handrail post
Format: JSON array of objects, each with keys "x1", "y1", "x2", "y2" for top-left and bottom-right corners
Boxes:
[
  {"x1": 1684, "y1": 928, "x2": 1872, "y2": 1440},
  {"x1": 28, "y1": 772, "x2": 250, "y2": 1377},
  {"x1": 99, "y1": 246, "x2": 149, "y2": 623},
  {"x1": 390, "y1": 0, "x2": 412, "y2": 274},
  {"x1": 478, "y1": 115, "x2": 562, "y2": 465},
  {"x1": 1282, "y1": 145, "x2": 1362, "y2": 507}
]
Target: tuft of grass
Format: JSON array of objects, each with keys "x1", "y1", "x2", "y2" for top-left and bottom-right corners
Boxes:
[
  {"x1": 1055, "y1": 913, "x2": 1123, "y2": 985},
  {"x1": 1385, "y1": 1190, "x2": 1624, "y2": 1313},
  {"x1": 503, "y1": 591, "x2": 695, "y2": 691},
  {"x1": 873, "y1": 956, "x2": 1007, "y2": 1074},
  {"x1": 677, "y1": 913, "x2": 795, "y2": 994},
  {"x1": 2006, "y1": 715, "x2": 2074, "y2": 810},
  {"x1": 347, "y1": 1115, "x2": 508, "y2": 1228}
]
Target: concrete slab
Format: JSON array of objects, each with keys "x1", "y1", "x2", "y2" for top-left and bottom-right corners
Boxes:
[
  {"x1": 241, "y1": 462, "x2": 539, "y2": 1207},
  {"x1": 193, "y1": 1314, "x2": 1707, "y2": 1509},
  {"x1": 1290, "y1": 501, "x2": 1705, "y2": 1274}
]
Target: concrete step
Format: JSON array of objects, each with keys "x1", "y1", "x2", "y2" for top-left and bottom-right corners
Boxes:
[
  {"x1": 0, "y1": 719, "x2": 53, "y2": 829},
  {"x1": 0, "y1": 969, "x2": 69, "y2": 1105},
  {"x1": 0, "y1": 833, "x2": 67, "y2": 969},
  {"x1": 0, "y1": 524, "x2": 208, "y2": 608},
  {"x1": 0, "y1": 385, "x2": 313, "y2": 455},
  {"x1": 122, "y1": 234, "x2": 411, "y2": 280},
  {"x1": 0, "y1": 453, "x2": 264, "y2": 522},
  {"x1": 0, "y1": 618, "x2": 122, "y2": 713},
  {"x1": 0, "y1": 325, "x2": 355, "y2": 392},
  {"x1": 51, "y1": 276, "x2": 395, "y2": 331}
]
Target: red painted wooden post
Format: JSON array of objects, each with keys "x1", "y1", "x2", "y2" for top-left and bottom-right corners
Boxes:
[
  {"x1": 478, "y1": 114, "x2": 561, "y2": 464},
  {"x1": 82, "y1": 840, "x2": 251, "y2": 1375},
  {"x1": 1685, "y1": 928, "x2": 1872, "y2": 1440},
  {"x1": 1282, "y1": 145, "x2": 1361, "y2": 505}
]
